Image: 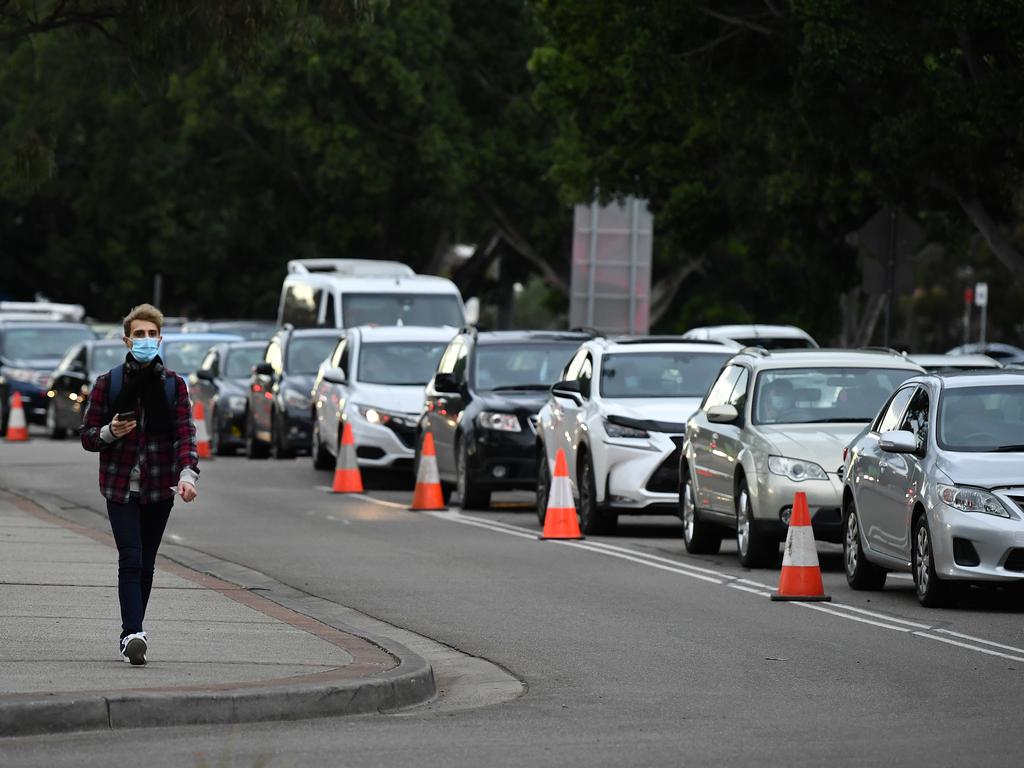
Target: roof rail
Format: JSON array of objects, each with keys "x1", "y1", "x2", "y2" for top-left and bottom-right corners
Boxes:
[
  {"x1": 858, "y1": 346, "x2": 908, "y2": 357},
  {"x1": 738, "y1": 345, "x2": 770, "y2": 356},
  {"x1": 569, "y1": 326, "x2": 601, "y2": 336},
  {"x1": 286, "y1": 259, "x2": 415, "y2": 278}
]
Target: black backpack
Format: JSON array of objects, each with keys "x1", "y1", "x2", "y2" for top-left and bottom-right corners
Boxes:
[{"x1": 108, "y1": 363, "x2": 177, "y2": 410}]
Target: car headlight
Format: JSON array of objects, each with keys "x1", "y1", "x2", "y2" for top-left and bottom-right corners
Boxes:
[
  {"x1": 3, "y1": 367, "x2": 38, "y2": 384},
  {"x1": 357, "y1": 404, "x2": 391, "y2": 425},
  {"x1": 228, "y1": 395, "x2": 248, "y2": 412},
  {"x1": 283, "y1": 389, "x2": 310, "y2": 409},
  {"x1": 603, "y1": 419, "x2": 649, "y2": 439},
  {"x1": 937, "y1": 484, "x2": 1010, "y2": 518},
  {"x1": 768, "y1": 456, "x2": 828, "y2": 482},
  {"x1": 477, "y1": 411, "x2": 521, "y2": 432}
]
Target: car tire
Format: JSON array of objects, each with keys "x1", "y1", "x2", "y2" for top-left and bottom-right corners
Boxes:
[
  {"x1": 46, "y1": 403, "x2": 67, "y2": 440},
  {"x1": 245, "y1": 411, "x2": 269, "y2": 460},
  {"x1": 681, "y1": 472, "x2": 721, "y2": 554},
  {"x1": 311, "y1": 418, "x2": 335, "y2": 470},
  {"x1": 413, "y1": 433, "x2": 452, "y2": 505},
  {"x1": 736, "y1": 480, "x2": 777, "y2": 568},
  {"x1": 913, "y1": 514, "x2": 952, "y2": 608},
  {"x1": 271, "y1": 410, "x2": 295, "y2": 460},
  {"x1": 211, "y1": 406, "x2": 235, "y2": 456},
  {"x1": 578, "y1": 453, "x2": 617, "y2": 535},
  {"x1": 457, "y1": 437, "x2": 491, "y2": 510},
  {"x1": 843, "y1": 498, "x2": 887, "y2": 590},
  {"x1": 536, "y1": 448, "x2": 550, "y2": 526}
]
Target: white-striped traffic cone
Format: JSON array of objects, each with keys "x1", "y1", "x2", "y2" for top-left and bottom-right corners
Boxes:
[{"x1": 771, "y1": 491, "x2": 830, "y2": 602}]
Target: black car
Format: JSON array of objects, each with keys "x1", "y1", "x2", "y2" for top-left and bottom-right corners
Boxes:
[
  {"x1": 190, "y1": 341, "x2": 269, "y2": 455},
  {"x1": 0, "y1": 320, "x2": 95, "y2": 431},
  {"x1": 417, "y1": 328, "x2": 592, "y2": 508},
  {"x1": 245, "y1": 326, "x2": 342, "y2": 459},
  {"x1": 44, "y1": 339, "x2": 128, "y2": 438}
]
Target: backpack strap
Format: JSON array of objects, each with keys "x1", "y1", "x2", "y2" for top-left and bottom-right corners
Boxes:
[
  {"x1": 163, "y1": 374, "x2": 177, "y2": 409},
  {"x1": 109, "y1": 364, "x2": 125, "y2": 404}
]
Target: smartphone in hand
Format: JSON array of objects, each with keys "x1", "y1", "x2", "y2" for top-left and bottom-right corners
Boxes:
[{"x1": 115, "y1": 411, "x2": 137, "y2": 421}]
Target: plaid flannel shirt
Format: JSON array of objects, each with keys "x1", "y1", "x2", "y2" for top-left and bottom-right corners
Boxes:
[{"x1": 80, "y1": 367, "x2": 199, "y2": 503}]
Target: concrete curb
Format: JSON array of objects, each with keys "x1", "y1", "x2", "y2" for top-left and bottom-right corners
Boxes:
[{"x1": 0, "y1": 488, "x2": 437, "y2": 738}]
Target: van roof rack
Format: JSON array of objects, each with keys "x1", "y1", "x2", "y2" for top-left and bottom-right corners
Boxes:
[
  {"x1": 738, "y1": 345, "x2": 770, "y2": 356},
  {"x1": 286, "y1": 259, "x2": 415, "y2": 278}
]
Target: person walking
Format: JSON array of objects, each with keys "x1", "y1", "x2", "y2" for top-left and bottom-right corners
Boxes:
[{"x1": 80, "y1": 303, "x2": 199, "y2": 666}]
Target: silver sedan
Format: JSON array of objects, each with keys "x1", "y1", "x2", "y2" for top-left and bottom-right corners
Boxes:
[{"x1": 842, "y1": 370, "x2": 1024, "y2": 606}]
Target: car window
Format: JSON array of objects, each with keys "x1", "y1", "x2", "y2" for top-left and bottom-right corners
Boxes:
[
  {"x1": 937, "y1": 384, "x2": 1024, "y2": 452},
  {"x1": 703, "y1": 365, "x2": 742, "y2": 409},
  {"x1": 753, "y1": 367, "x2": 916, "y2": 425},
  {"x1": 265, "y1": 341, "x2": 284, "y2": 374},
  {"x1": 91, "y1": 345, "x2": 127, "y2": 373},
  {"x1": 474, "y1": 342, "x2": 579, "y2": 391},
  {"x1": 875, "y1": 386, "x2": 916, "y2": 433},
  {"x1": 200, "y1": 350, "x2": 219, "y2": 377},
  {"x1": 322, "y1": 292, "x2": 336, "y2": 328},
  {"x1": 0, "y1": 326, "x2": 93, "y2": 360},
  {"x1": 225, "y1": 346, "x2": 266, "y2": 379},
  {"x1": 899, "y1": 386, "x2": 929, "y2": 449},
  {"x1": 162, "y1": 341, "x2": 216, "y2": 375},
  {"x1": 728, "y1": 367, "x2": 750, "y2": 411},
  {"x1": 286, "y1": 336, "x2": 337, "y2": 375},
  {"x1": 436, "y1": 339, "x2": 462, "y2": 375},
  {"x1": 341, "y1": 293, "x2": 463, "y2": 328},
  {"x1": 602, "y1": 351, "x2": 731, "y2": 399},
  {"x1": 282, "y1": 284, "x2": 320, "y2": 328},
  {"x1": 452, "y1": 342, "x2": 469, "y2": 384},
  {"x1": 578, "y1": 354, "x2": 594, "y2": 399},
  {"x1": 563, "y1": 348, "x2": 589, "y2": 381},
  {"x1": 357, "y1": 341, "x2": 448, "y2": 386}
]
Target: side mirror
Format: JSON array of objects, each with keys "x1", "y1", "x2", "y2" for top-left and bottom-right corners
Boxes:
[
  {"x1": 322, "y1": 366, "x2": 347, "y2": 385},
  {"x1": 254, "y1": 362, "x2": 274, "y2": 377},
  {"x1": 433, "y1": 372, "x2": 459, "y2": 394},
  {"x1": 706, "y1": 404, "x2": 740, "y2": 424},
  {"x1": 195, "y1": 368, "x2": 215, "y2": 381},
  {"x1": 879, "y1": 430, "x2": 919, "y2": 454},
  {"x1": 551, "y1": 380, "x2": 584, "y2": 406}
]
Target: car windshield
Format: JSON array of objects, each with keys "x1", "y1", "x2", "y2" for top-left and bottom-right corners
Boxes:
[
  {"x1": 342, "y1": 293, "x2": 463, "y2": 328},
  {"x1": 286, "y1": 336, "x2": 337, "y2": 374},
  {"x1": 475, "y1": 343, "x2": 579, "y2": 391},
  {"x1": 601, "y1": 352, "x2": 730, "y2": 398},
  {"x1": 225, "y1": 346, "x2": 267, "y2": 378},
  {"x1": 162, "y1": 341, "x2": 215, "y2": 375},
  {"x1": 938, "y1": 384, "x2": 1024, "y2": 452},
  {"x1": 732, "y1": 337, "x2": 815, "y2": 349},
  {"x1": 2, "y1": 327, "x2": 92, "y2": 360},
  {"x1": 213, "y1": 323, "x2": 276, "y2": 340},
  {"x1": 91, "y1": 345, "x2": 127, "y2": 373},
  {"x1": 753, "y1": 367, "x2": 916, "y2": 425},
  {"x1": 358, "y1": 341, "x2": 448, "y2": 385}
]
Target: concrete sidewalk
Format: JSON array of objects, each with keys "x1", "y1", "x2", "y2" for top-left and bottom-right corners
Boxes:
[{"x1": 0, "y1": 490, "x2": 434, "y2": 737}]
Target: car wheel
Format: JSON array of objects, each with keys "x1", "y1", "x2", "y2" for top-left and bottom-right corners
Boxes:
[
  {"x1": 913, "y1": 514, "x2": 952, "y2": 608},
  {"x1": 413, "y1": 432, "x2": 452, "y2": 504},
  {"x1": 736, "y1": 480, "x2": 777, "y2": 568},
  {"x1": 245, "y1": 411, "x2": 269, "y2": 459},
  {"x1": 536, "y1": 448, "x2": 550, "y2": 526},
  {"x1": 311, "y1": 418, "x2": 335, "y2": 470},
  {"x1": 46, "y1": 403, "x2": 67, "y2": 439},
  {"x1": 681, "y1": 473, "x2": 721, "y2": 554},
  {"x1": 271, "y1": 410, "x2": 295, "y2": 459},
  {"x1": 578, "y1": 453, "x2": 617, "y2": 535},
  {"x1": 457, "y1": 437, "x2": 491, "y2": 510},
  {"x1": 843, "y1": 498, "x2": 887, "y2": 590},
  {"x1": 211, "y1": 406, "x2": 234, "y2": 456}
]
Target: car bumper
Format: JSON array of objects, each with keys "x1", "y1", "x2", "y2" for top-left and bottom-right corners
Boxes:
[
  {"x1": 216, "y1": 407, "x2": 248, "y2": 447},
  {"x1": 349, "y1": 418, "x2": 416, "y2": 470},
  {"x1": 468, "y1": 429, "x2": 537, "y2": 490},
  {"x1": 599, "y1": 433, "x2": 682, "y2": 515},
  {"x1": 929, "y1": 502, "x2": 1024, "y2": 583},
  {"x1": 754, "y1": 473, "x2": 844, "y2": 542},
  {"x1": 282, "y1": 409, "x2": 313, "y2": 452}
]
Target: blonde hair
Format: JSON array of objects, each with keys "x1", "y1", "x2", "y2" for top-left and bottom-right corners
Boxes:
[{"x1": 122, "y1": 303, "x2": 164, "y2": 337}]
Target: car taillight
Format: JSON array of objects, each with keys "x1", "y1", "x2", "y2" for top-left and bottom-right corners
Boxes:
[{"x1": 252, "y1": 383, "x2": 263, "y2": 393}]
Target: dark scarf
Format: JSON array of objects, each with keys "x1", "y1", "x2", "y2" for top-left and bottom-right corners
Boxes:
[{"x1": 108, "y1": 353, "x2": 173, "y2": 435}]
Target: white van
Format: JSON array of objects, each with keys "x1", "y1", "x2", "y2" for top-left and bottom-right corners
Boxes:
[
  {"x1": 276, "y1": 259, "x2": 466, "y2": 329},
  {"x1": 681, "y1": 324, "x2": 818, "y2": 349}
]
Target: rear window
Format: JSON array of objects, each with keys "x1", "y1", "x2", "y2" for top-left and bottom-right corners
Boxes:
[
  {"x1": 341, "y1": 293, "x2": 463, "y2": 328},
  {"x1": 1, "y1": 326, "x2": 93, "y2": 360}
]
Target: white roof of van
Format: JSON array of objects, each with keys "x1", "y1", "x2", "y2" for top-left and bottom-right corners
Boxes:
[
  {"x1": 286, "y1": 259, "x2": 415, "y2": 277},
  {"x1": 683, "y1": 324, "x2": 814, "y2": 340}
]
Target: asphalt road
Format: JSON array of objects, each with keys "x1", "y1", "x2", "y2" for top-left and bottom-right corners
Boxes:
[{"x1": 3, "y1": 434, "x2": 1024, "y2": 767}]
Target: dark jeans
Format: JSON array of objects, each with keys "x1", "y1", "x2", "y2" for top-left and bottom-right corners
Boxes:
[{"x1": 106, "y1": 494, "x2": 173, "y2": 639}]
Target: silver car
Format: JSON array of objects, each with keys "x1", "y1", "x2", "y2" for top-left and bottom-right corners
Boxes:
[
  {"x1": 681, "y1": 349, "x2": 924, "y2": 567},
  {"x1": 842, "y1": 370, "x2": 1024, "y2": 606}
]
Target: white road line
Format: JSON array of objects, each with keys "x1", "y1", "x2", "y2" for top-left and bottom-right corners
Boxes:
[
  {"x1": 913, "y1": 631, "x2": 1024, "y2": 663},
  {"x1": 792, "y1": 602, "x2": 913, "y2": 632},
  {"x1": 350, "y1": 493, "x2": 417, "y2": 510},
  {"x1": 576, "y1": 539, "x2": 728, "y2": 579},
  {"x1": 555, "y1": 541, "x2": 724, "y2": 585},
  {"x1": 824, "y1": 603, "x2": 931, "y2": 630},
  {"x1": 933, "y1": 628, "x2": 1024, "y2": 656},
  {"x1": 729, "y1": 583, "x2": 773, "y2": 597}
]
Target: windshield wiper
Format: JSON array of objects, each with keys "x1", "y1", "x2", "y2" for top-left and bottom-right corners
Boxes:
[
  {"x1": 489, "y1": 384, "x2": 550, "y2": 392},
  {"x1": 800, "y1": 418, "x2": 872, "y2": 424},
  {"x1": 992, "y1": 444, "x2": 1024, "y2": 452}
]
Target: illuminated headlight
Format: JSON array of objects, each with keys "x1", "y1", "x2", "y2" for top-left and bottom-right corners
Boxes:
[
  {"x1": 228, "y1": 396, "x2": 248, "y2": 412},
  {"x1": 477, "y1": 411, "x2": 521, "y2": 432},
  {"x1": 358, "y1": 405, "x2": 389, "y2": 425},
  {"x1": 283, "y1": 389, "x2": 310, "y2": 409},
  {"x1": 768, "y1": 456, "x2": 828, "y2": 482},
  {"x1": 938, "y1": 484, "x2": 1010, "y2": 518},
  {"x1": 603, "y1": 419, "x2": 648, "y2": 439}
]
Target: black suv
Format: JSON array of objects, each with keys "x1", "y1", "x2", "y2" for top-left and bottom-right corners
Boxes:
[
  {"x1": 0, "y1": 320, "x2": 94, "y2": 431},
  {"x1": 418, "y1": 329, "x2": 592, "y2": 508},
  {"x1": 245, "y1": 326, "x2": 341, "y2": 459}
]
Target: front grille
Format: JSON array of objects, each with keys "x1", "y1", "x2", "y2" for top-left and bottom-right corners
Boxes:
[
  {"x1": 1009, "y1": 496, "x2": 1024, "y2": 517},
  {"x1": 1004, "y1": 548, "x2": 1024, "y2": 572},
  {"x1": 386, "y1": 420, "x2": 418, "y2": 449},
  {"x1": 645, "y1": 437, "x2": 684, "y2": 494}
]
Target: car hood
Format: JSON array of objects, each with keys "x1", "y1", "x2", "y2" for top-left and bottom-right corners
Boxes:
[
  {"x1": 605, "y1": 397, "x2": 702, "y2": 431},
  {"x1": 3, "y1": 357, "x2": 61, "y2": 371},
  {"x1": 218, "y1": 378, "x2": 250, "y2": 396},
  {"x1": 477, "y1": 390, "x2": 549, "y2": 414},
  {"x1": 935, "y1": 452, "x2": 1024, "y2": 490},
  {"x1": 757, "y1": 423, "x2": 868, "y2": 473},
  {"x1": 283, "y1": 373, "x2": 316, "y2": 395},
  {"x1": 350, "y1": 382, "x2": 425, "y2": 414}
]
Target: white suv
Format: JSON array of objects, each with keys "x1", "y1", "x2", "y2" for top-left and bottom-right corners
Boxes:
[{"x1": 535, "y1": 337, "x2": 735, "y2": 534}]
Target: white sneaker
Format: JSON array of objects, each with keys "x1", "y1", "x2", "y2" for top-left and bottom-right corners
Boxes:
[{"x1": 120, "y1": 632, "x2": 148, "y2": 666}]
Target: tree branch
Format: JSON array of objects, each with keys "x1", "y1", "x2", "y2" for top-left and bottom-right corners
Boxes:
[
  {"x1": 650, "y1": 257, "x2": 705, "y2": 325},
  {"x1": 698, "y1": 7, "x2": 774, "y2": 36},
  {"x1": 478, "y1": 191, "x2": 569, "y2": 294}
]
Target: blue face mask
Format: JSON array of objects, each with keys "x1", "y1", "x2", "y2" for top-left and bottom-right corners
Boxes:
[{"x1": 129, "y1": 338, "x2": 160, "y2": 364}]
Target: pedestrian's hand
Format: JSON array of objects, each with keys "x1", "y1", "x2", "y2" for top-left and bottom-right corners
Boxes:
[
  {"x1": 177, "y1": 480, "x2": 198, "y2": 503},
  {"x1": 111, "y1": 414, "x2": 137, "y2": 438}
]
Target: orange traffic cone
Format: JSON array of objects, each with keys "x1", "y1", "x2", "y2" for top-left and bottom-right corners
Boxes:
[
  {"x1": 331, "y1": 421, "x2": 364, "y2": 493},
  {"x1": 5, "y1": 392, "x2": 29, "y2": 442},
  {"x1": 539, "y1": 449, "x2": 583, "y2": 541},
  {"x1": 771, "y1": 491, "x2": 830, "y2": 602},
  {"x1": 410, "y1": 431, "x2": 446, "y2": 510},
  {"x1": 193, "y1": 400, "x2": 212, "y2": 459}
]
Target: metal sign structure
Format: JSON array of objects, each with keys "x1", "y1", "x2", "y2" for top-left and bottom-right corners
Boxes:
[{"x1": 569, "y1": 197, "x2": 653, "y2": 335}]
